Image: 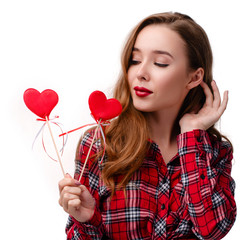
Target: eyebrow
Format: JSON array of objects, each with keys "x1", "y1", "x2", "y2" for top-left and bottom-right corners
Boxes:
[{"x1": 133, "y1": 47, "x2": 174, "y2": 59}]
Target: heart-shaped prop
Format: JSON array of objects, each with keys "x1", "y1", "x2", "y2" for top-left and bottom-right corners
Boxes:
[
  {"x1": 88, "y1": 91, "x2": 122, "y2": 121},
  {"x1": 23, "y1": 88, "x2": 59, "y2": 119}
]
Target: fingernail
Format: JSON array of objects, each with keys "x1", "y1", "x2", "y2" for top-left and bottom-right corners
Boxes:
[
  {"x1": 65, "y1": 173, "x2": 72, "y2": 178},
  {"x1": 74, "y1": 180, "x2": 81, "y2": 185}
]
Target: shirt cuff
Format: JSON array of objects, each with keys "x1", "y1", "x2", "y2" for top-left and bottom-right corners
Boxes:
[
  {"x1": 177, "y1": 129, "x2": 212, "y2": 156},
  {"x1": 70, "y1": 205, "x2": 103, "y2": 229},
  {"x1": 87, "y1": 204, "x2": 103, "y2": 227}
]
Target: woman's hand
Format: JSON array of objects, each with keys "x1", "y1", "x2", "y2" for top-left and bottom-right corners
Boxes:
[
  {"x1": 179, "y1": 80, "x2": 228, "y2": 133},
  {"x1": 58, "y1": 174, "x2": 96, "y2": 222}
]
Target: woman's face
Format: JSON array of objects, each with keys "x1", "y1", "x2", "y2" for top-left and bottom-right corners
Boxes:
[{"x1": 128, "y1": 24, "x2": 193, "y2": 114}]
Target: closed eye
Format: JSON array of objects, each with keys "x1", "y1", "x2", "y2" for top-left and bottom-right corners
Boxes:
[
  {"x1": 130, "y1": 60, "x2": 169, "y2": 67},
  {"x1": 154, "y1": 63, "x2": 169, "y2": 67},
  {"x1": 130, "y1": 60, "x2": 141, "y2": 65}
]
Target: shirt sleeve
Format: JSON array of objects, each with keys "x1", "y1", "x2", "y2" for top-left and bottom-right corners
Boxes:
[
  {"x1": 65, "y1": 128, "x2": 106, "y2": 240},
  {"x1": 177, "y1": 129, "x2": 236, "y2": 240}
]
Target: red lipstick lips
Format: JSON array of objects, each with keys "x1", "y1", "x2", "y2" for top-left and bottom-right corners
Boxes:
[{"x1": 134, "y1": 86, "x2": 153, "y2": 97}]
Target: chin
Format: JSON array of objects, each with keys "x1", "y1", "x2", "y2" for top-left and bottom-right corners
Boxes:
[
  {"x1": 131, "y1": 97, "x2": 163, "y2": 113},
  {"x1": 133, "y1": 103, "x2": 155, "y2": 113}
]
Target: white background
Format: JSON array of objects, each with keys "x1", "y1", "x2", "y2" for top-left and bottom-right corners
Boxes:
[{"x1": 0, "y1": 0, "x2": 239, "y2": 239}]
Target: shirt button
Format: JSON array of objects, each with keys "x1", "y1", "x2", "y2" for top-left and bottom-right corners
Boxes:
[
  {"x1": 162, "y1": 178, "x2": 167, "y2": 184},
  {"x1": 161, "y1": 204, "x2": 165, "y2": 210},
  {"x1": 197, "y1": 136, "x2": 203, "y2": 142},
  {"x1": 200, "y1": 174, "x2": 205, "y2": 180}
]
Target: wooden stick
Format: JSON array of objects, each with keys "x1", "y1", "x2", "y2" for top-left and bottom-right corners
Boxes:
[
  {"x1": 78, "y1": 121, "x2": 101, "y2": 182},
  {"x1": 45, "y1": 116, "x2": 65, "y2": 176}
]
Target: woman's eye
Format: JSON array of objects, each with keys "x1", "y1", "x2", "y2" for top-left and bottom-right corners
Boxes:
[
  {"x1": 130, "y1": 59, "x2": 141, "y2": 65},
  {"x1": 154, "y1": 63, "x2": 169, "y2": 67}
]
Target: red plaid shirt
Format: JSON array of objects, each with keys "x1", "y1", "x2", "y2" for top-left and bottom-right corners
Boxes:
[{"x1": 66, "y1": 129, "x2": 236, "y2": 239}]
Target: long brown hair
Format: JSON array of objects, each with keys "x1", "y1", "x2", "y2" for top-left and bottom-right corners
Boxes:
[{"x1": 97, "y1": 12, "x2": 231, "y2": 193}]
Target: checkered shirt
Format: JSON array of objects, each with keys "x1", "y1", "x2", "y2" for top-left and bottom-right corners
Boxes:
[{"x1": 65, "y1": 129, "x2": 236, "y2": 239}]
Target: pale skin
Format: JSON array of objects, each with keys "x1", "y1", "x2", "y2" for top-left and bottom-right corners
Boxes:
[
  {"x1": 180, "y1": 80, "x2": 228, "y2": 133},
  {"x1": 58, "y1": 174, "x2": 96, "y2": 222},
  {"x1": 58, "y1": 25, "x2": 229, "y2": 223}
]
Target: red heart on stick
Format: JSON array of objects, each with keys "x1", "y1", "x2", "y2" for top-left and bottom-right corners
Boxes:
[
  {"x1": 88, "y1": 91, "x2": 122, "y2": 121},
  {"x1": 23, "y1": 88, "x2": 59, "y2": 119}
]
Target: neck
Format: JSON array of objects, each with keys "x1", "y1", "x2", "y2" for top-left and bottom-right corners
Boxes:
[{"x1": 146, "y1": 110, "x2": 180, "y2": 147}]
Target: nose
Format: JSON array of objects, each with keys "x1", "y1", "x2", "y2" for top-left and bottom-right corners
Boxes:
[{"x1": 136, "y1": 62, "x2": 150, "y2": 81}]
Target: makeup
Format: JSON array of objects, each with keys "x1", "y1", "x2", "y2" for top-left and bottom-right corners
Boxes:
[{"x1": 134, "y1": 86, "x2": 153, "y2": 97}]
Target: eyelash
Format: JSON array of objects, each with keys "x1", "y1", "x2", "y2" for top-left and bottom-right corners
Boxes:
[
  {"x1": 130, "y1": 60, "x2": 140, "y2": 65},
  {"x1": 154, "y1": 63, "x2": 169, "y2": 67},
  {"x1": 130, "y1": 60, "x2": 169, "y2": 68}
]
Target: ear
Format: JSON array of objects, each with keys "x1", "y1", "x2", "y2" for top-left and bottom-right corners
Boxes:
[{"x1": 186, "y1": 67, "x2": 204, "y2": 90}]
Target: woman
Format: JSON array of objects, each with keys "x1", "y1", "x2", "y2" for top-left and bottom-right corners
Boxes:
[{"x1": 59, "y1": 12, "x2": 236, "y2": 239}]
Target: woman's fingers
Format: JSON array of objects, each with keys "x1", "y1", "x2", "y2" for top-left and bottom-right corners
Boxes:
[
  {"x1": 218, "y1": 90, "x2": 229, "y2": 116},
  {"x1": 200, "y1": 81, "x2": 213, "y2": 106},
  {"x1": 68, "y1": 198, "x2": 82, "y2": 211},
  {"x1": 58, "y1": 174, "x2": 81, "y2": 192},
  {"x1": 61, "y1": 192, "x2": 81, "y2": 212},
  {"x1": 58, "y1": 175, "x2": 95, "y2": 222},
  {"x1": 60, "y1": 185, "x2": 82, "y2": 211},
  {"x1": 58, "y1": 173, "x2": 82, "y2": 212},
  {"x1": 78, "y1": 185, "x2": 96, "y2": 209},
  {"x1": 201, "y1": 80, "x2": 227, "y2": 113},
  {"x1": 200, "y1": 80, "x2": 228, "y2": 120},
  {"x1": 180, "y1": 80, "x2": 228, "y2": 132},
  {"x1": 212, "y1": 80, "x2": 221, "y2": 108},
  {"x1": 61, "y1": 186, "x2": 82, "y2": 199}
]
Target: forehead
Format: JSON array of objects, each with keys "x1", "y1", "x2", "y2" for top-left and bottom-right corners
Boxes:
[{"x1": 134, "y1": 24, "x2": 186, "y2": 58}]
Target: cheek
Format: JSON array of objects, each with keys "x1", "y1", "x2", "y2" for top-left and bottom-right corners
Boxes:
[
  {"x1": 156, "y1": 73, "x2": 181, "y2": 90},
  {"x1": 127, "y1": 70, "x2": 135, "y2": 91},
  {"x1": 155, "y1": 71, "x2": 188, "y2": 98},
  {"x1": 127, "y1": 68, "x2": 134, "y2": 82}
]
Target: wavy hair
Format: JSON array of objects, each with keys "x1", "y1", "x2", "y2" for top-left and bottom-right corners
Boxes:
[{"x1": 96, "y1": 12, "x2": 231, "y2": 193}]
